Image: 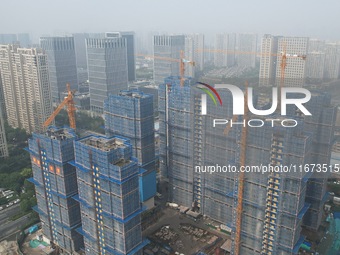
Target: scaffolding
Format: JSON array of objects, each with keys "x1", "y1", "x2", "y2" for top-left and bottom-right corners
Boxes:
[
  {"x1": 28, "y1": 126, "x2": 83, "y2": 253},
  {"x1": 159, "y1": 76, "x2": 336, "y2": 255},
  {"x1": 73, "y1": 135, "x2": 145, "y2": 255},
  {"x1": 104, "y1": 90, "x2": 157, "y2": 204}
]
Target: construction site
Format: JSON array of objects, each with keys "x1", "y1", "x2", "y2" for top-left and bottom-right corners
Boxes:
[
  {"x1": 158, "y1": 73, "x2": 336, "y2": 255},
  {"x1": 24, "y1": 38, "x2": 338, "y2": 255}
]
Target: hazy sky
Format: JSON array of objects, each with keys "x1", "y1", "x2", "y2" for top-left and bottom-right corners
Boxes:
[{"x1": 1, "y1": 0, "x2": 339, "y2": 41}]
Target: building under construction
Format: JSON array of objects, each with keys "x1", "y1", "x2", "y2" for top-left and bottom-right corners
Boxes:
[
  {"x1": 104, "y1": 90, "x2": 156, "y2": 209},
  {"x1": 159, "y1": 76, "x2": 336, "y2": 255},
  {"x1": 72, "y1": 135, "x2": 148, "y2": 255},
  {"x1": 28, "y1": 127, "x2": 83, "y2": 254}
]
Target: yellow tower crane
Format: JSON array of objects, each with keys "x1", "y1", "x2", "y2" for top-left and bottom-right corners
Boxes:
[
  {"x1": 43, "y1": 84, "x2": 76, "y2": 129},
  {"x1": 136, "y1": 50, "x2": 195, "y2": 86},
  {"x1": 215, "y1": 44, "x2": 306, "y2": 255}
]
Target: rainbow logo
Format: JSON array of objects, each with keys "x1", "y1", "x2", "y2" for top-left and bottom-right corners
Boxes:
[{"x1": 196, "y1": 82, "x2": 223, "y2": 106}]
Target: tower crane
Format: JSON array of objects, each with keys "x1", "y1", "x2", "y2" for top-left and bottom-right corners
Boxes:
[
  {"x1": 277, "y1": 42, "x2": 307, "y2": 108},
  {"x1": 220, "y1": 43, "x2": 306, "y2": 255},
  {"x1": 136, "y1": 50, "x2": 195, "y2": 86},
  {"x1": 43, "y1": 84, "x2": 76, "y2": 129},
  {"x1": 224, "y1": 81, "x2": 248, "y2": 255}
]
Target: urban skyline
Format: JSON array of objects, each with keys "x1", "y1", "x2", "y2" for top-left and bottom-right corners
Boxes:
[{"x1": 0, "y1": 2, "x2": 340, "y2": 255}]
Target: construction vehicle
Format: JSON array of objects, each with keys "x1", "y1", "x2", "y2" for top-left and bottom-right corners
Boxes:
[
  {"x1": 137, "y1": 50, "x2": 195, "y2": 86},
  {"x1": 43, "y1": 84, "x2": 76, "y2": 129}
]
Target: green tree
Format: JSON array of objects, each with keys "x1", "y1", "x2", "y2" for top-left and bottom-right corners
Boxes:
[
  {"x1": 20, "y1": 199, "x2": 31, "y2": 212},
  {"x1": 20, "y1": 168, "x2": 32, "y2": 178}
]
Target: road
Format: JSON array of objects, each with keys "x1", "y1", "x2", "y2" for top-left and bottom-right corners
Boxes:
[
  {"x1": 0, "y1": 204, "x2": 20, "y2": 225},
  {"x1": 0, "y1": 205, "x2": 29, "y2": 242}
]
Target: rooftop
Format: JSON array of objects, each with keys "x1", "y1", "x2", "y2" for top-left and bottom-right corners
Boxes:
[
  {"x1": 80, "y1": 136, "x2": 127, "y2": 152},
  {"x1": 46, "y1": 127, "x2": 76, "y2": 140}
]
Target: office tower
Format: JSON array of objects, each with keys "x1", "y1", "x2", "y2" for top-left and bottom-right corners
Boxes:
[
  {"x1": 323, "y1": 43, "x2": 340, "y2": 80},
  {"x1": 159, "y1": 76, "x2": 336, "y2": 255},
  {"x1": 237, "y1": 33, "x2": 257, "y2": 68},
  {"x1": 86, "y1": 37, "x2": 128, "y2": 113},
  {"x1": 275, "y1": 37, "x2": 309, "y2": 87},
  {"x1": 106, "y1": 32, "x2": 136, "y2": 82},
  {"x1": 153, "y1": 35, "x2": 185, "y2": 85},
  {"x1": 104, "y1": 90, "x2": 156, "y2": 209},
  {"x1": 73, "y1": 135, "x2": 147, "y2": 255},
  {"x1": 0, "y1": 34, "x2": 17, "y2": 44},
  {"x1": 28, "y1": 127, "x2": 84, "y2": 253},
  {"x1": 40, "y1": 36, "x2": 78, "y2": 103},
  {"x1": 0, "y1": 34, "x2": 30, "y2": 46},
  {"x1": 214, "y1": 33, "x2": 236, "y2": 67},
  {"x1": 73, "y1": 33, "x2": 89, "y2": 70},
  {"x1": 17, "y1": 33, "x2": 31, "y2": 47},
  {"x1": 121, "y1": 32, "x2": 136, "y2": 82},
  {"x1": 0, "y1": 45, "x2": 52, "y2": 133},
  {"x1": 73, "y1": 33, "x2": 90, "y2": 86},
  {"x1": 306, "y1": 52, "x2": 325, "y2": 83},
  {"x1": 0, "y1": 104, "x2": 8, "y2": 158},
  {"x1": 259, "y1": 34, "x2": 280, "y2": 86}
]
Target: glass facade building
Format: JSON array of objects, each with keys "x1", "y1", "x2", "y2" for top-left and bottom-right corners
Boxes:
[
  {"x1": 40, "y1": 37, "x2": 78, "y2": 103},
  {"x1": 86, "y1": 37, "x2": 128, "y2": 114}
]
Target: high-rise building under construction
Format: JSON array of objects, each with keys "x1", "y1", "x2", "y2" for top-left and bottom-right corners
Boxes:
[
  {"x1": 159, "y1": 76, "x2": 336, "y2": 255},
  {"x1": 72, "y1": 135, "x2": 147, "y2": 255},
  {"x1": 104, "y1": 90, "x2": 156, "y2": 209},
  {"x1": 28, "y1": 127, "x2": 83, "y2": 254}
]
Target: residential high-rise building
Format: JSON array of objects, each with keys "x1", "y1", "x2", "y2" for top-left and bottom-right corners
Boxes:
[
  {"x1": 237, "y1": 33, "x2": 257, "y2": 68},
  {"x1": 308, "y1": 39, "x2": 325, "y2": 52},
  {"x1": 298, "y1": 93, "x2": 337, "y2": 231},
  {"x1": 104, "y1": 90, "x2": 157, "y2": 209},
  {"x1": 0, "y1": 72, "x2": 6, "y2": 118},
  {"x1": 106, "y1": 32, "x2": 136, "y2": 82},
  {"x1": 159, "y1": 76, "x2": 336, "y2": 255},
  {"x1": 275, "y1": 37, "x2": 309, "y2": 87},
  {"x1": 28, "y1": 127, "x2": 84, "y2": 253},
  {"x1": 40, "y1": 36, "x2": 78, "y2": 103},
  {"x1": 0, "y1": 45, "x2": 52, "y2": 133},
  {"x1": 323, "y1": 43, "x2": 340, "y2": 80},
  {"x1": 73, "y1": 135, "x2": 147, "y2": 255},
  {"x1": 153, "y1": 35, "x2": 185, "y2": 85},
  {"x1": 214, "y1": 33, "x2": 236, "y2": 67},
  {"x1": 86, "y1": 37, "x2": 128, "y2": 113},
  {"x1": 259, "y1": 34, "x2": 280, "y2": 86},
  {"x1": 259, "y1": 35, "x2": 308, "y2": 87},
  {"x1": 306, "y1": 52, "x2": 325, "y2": 83},
  {"x1": 0, "y1": 104, "x2": 8, "y2": 158}
]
